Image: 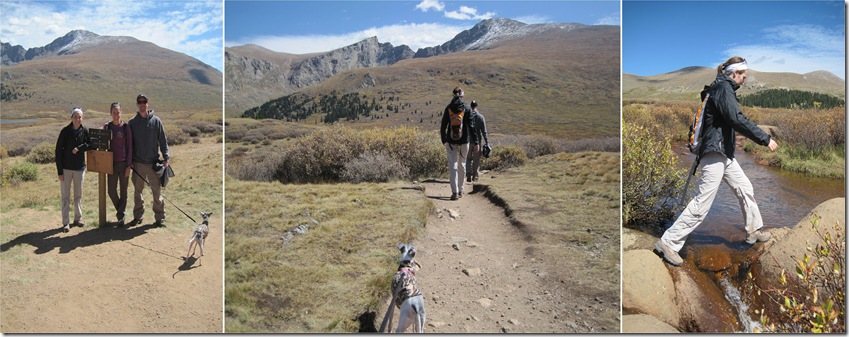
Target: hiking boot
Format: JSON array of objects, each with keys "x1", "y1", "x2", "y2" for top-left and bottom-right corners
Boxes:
[
  {"x1": 746, "y1": 230, "x2": 772, "y2": 244},
  {"x1": 131, "y1": 217, "x2": 143, "y2": 226},
  {"x1": 155, "y1": 220, "x2": 166, "y2": 228},
  {"x1": 117, "y1": 217, "x2": 125, "y2": 227},
  {"x1": 458, "y1": 191, "x2": 463, "y2": 198},
  {"x1": 466, "y1": 176, "x2": 472, "y2": 183},
  {"x1": 655, "y1": 240, "x2": 683, "y2": 266},
  {"x1": 72, "y1": 221, "x2": 84, "y2": 228},
  {"x1": 450, "y1": 193, "x2": 458, "y2": 201},
  {"x1": 62, "y1": 224, "x2": 70, "y2": 233}
]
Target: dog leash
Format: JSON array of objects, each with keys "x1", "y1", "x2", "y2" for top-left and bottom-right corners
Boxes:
[{"x1": 131, "y1": 166, "x2": 197, "y2": 223}]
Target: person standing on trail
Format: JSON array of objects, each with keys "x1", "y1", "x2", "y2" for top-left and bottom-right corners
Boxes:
[
  {"x1": 440, "y1": 86, "x2": 473, "y2": 201},
  {"x1": 128, "y1": 94, "x2": 170, "y2": 227},
  {"x1": 56, "y1": 107, "x2": 92, "y2": 232},
  {"x1": 465, "y1": 100, "x2": 489, "y2": 183},
  {"x1": 103, "y1": 102, "x2": 133, "y2": 227},
  {"x1": 655, "y1": 56, "x2": 779, "y2": 266}
]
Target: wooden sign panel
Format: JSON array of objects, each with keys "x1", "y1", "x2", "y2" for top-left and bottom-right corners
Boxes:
[
  {"x1": 87, "y1": 150, "x2": 113, "y2": 174},
  {"x1": 89, "y1": 128, "x2": 111, "y2": 150}
]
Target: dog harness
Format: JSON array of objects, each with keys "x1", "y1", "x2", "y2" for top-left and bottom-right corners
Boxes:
[{"x1": 392, "y1": 266, "x2": 422, "y2": 308}]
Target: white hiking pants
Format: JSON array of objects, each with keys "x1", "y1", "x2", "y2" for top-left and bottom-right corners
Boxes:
[
  {"x1": 60, "y1": 169, "x2": 86, "y2": 225},
  {"x1": 445, "y1": 142, "x2": 469, "y2": 195},
  {"x1": 661, "y1": 152, "x2": 764, "y2": 252}
]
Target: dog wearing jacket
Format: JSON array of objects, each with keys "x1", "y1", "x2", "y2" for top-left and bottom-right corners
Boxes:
[
  {"x1": 379, "y1": 243, "x2": 426, "y2": 333},
  {"x1": 184, "y1": 212, "x2": 211, "y2": 265}
]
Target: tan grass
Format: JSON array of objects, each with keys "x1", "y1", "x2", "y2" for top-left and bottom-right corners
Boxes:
[
  {"x1": 224, "y1": 179, "x2": 431, "y2": 332},
  {"x1": 477, "y1": 151, "x2": 620, "y2": 330}
]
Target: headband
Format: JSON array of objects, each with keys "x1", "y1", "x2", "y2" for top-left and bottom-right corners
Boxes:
[
  {"x1": 724, "y1": 61, "x2": 748, "y2": 73},
  {"x1": 70, "y1": 107, "x2": 83, "y2": 117}
]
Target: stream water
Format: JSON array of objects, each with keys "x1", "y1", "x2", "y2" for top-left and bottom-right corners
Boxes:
[
  {"x1": 675, "y1": 146, "x2": 845, "y2": 248},
  {"x1": 673, "y1": 145, "x2": 845, "y2": 331}
]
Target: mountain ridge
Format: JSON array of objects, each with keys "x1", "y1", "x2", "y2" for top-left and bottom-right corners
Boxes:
[
  {"x1": 623, "y1": 66, "x2": 845, "y2": 101},
  {"x1": 1, "y1": 30, "x2": 222, "y2": 115},
  {"x1": 225, "y1": 18, "x2": 602, "y2": 113}
]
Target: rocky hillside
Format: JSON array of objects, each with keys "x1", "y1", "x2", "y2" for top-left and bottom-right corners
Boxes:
[
  {"x1": 623, "y1": 66, "x2": 846, "y2": 102},
  {"x1": 225, "y1": 37, "x2": 413, "y2": 113},
  {"x1": 414, "y1": 18, "x2": 584, "y2": 57},
  {"x1": 233, "y1": 20, "x2": 620, "y2": 140},
  {"x1": 1, "y1": 30, "x2": 222, "y2": 115},
  {"x1": 225, "y1": 18, "x2": 596, "y2": 114}
]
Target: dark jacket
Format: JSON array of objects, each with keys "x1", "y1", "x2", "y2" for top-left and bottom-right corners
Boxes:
[
  {"x1": 440, "y1": 98, "x2": 473, "y2": 145},
  {"x1": 128, "y1": 110, "x2": 169, "y2": 165},
  {"x1": 55, "y1": 123, "x2": 92, "y2": 175},
  {"x1": 698, "y1": 73, "x2": 771, "y2": 159},
  {"x1": 469, "y1": 109, "x2": 488, "y2": 145}
]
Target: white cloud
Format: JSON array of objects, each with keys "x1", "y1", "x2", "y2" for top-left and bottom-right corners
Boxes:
[
  {"x1": 0, "y1": 1, "x2": 223, "y2": 71},
  {"x1": 226, "y1": 23, "x2": 469, "y2": 55},
  {"x1": 722, "y1": 24, "x2": 845, "y2": 79},
  {"x1": 415, "y1": 0, "x2": 445, "y2": 12},
  {"x1": 594, "y1": 15, "x2": 620, "y2": 26},
  {"x1": 444, "y1": 5, "x2": 496, "y2": 21},
  {"x1": 513, "y1": 15, "x2": 552, "y2": 25}
]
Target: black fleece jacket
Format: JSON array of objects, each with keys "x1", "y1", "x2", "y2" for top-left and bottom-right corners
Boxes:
[
  {"x1": 698, "y1": 73, "x2": 771, "y2": 159},
  {"x1": 55, "y1": 123, "x2": 92, "y2": 175}
]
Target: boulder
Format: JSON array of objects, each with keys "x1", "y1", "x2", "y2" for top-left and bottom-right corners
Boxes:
[
  {"x1": 622, "y1": 314, "x2": 679, "y2": 333},
  {"x1": 622, "y1": 250, "x2": 679, "y2": 327},
  {"x1": 622, "y1": 228, "x2": 658, "y2": 251},
  {"x1": 757, "y1": 198, "x2": 845, "y2": 296}
]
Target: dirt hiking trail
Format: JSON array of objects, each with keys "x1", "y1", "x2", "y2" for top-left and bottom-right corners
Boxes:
[{"x1": 385, "y1": 179, "x2": 613, "y2": 333}]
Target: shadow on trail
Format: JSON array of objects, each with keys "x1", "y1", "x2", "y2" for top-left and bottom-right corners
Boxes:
[
  {"x1": 173, "y1": 256, "x2": 200, "y2": 278},
  {"x1": 0, "y1": 223, "x2": 159, "y2": 255}
]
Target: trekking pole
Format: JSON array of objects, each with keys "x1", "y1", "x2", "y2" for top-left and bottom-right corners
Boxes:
[
  {"x1": 678, "y1": 157, "x2": 700, "y2": 206},
  {"x1": 131, "y1": 167, "x2": 196, "y2": 223}
]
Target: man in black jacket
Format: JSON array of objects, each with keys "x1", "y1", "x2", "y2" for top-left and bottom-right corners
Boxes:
[
  {"x1": 440, "y1": 87, "x2": 473, "y2": 200},
  {"x1": 656, "y1": 57, "x2": 779, "y2": 266},
  {"x1": 465, "y1": 100, "x2": 489, "y2": 182}
]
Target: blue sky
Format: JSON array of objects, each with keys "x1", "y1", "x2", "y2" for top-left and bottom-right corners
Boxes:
[
  {"x1": 225, "y1": 0, "x2": 620, "y2": 54},
  {"x1": 0, "y1": 0, "x2": 224, "y2": 72},
  {"x1": 623, "y1": 1, "x2": 845, "y2": 79}
]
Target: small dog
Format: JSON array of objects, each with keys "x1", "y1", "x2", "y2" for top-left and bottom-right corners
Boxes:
[
  {"x1": 185, "y1": 212, "x2": 211, "y2": 265},
  {"x1": 379, "y1": 243, "x2": 426, "y2": 333}
]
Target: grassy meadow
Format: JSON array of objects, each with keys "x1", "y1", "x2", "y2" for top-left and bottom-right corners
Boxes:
[
  {"x1": 479, "y1": 151, "x2": 621, "y2": 329},
  {"x1": 623, "y1": 101, "x2": 845, "y2": 178},
  {"x1": 224, "y1": 180, "x2": 431, "y2": 332}
]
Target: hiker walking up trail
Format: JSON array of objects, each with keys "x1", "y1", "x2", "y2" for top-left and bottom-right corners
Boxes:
[
  {"x1": 103, "y1": 102, "x2": 133, "y2": 227},
  {"x1": 128, "y1": 94, "x2": 170, "y2": 227},
  {"x1": 440, "y1": 87, "x2": 473, "y2": 201},
  {"x1": 55, "y1": 107, "x2": 92, "y2": 232},
  {"x1": 466, "y1": 100, "x2": 489, "y2": 183},
  {"x1": 656, "y1": 56, "x2": 779, "y2": 266}
]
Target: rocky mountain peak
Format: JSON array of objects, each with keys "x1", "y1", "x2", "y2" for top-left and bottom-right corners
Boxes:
[{"x1": 1, "y1": 29, "x2": 134, "y2": 66}]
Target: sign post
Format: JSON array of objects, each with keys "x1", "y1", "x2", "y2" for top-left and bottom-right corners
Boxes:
[{"x1": 87, "y1": 128, "x2": 112, "y2": 226}]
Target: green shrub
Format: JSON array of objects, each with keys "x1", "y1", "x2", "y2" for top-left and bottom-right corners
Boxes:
[
  {"x1": 227, "y1": 126, "x2": 445, "y2": 183},
  {"x1": 4, "y1": 161, "x2": 38, "y2": 185},
  {"x1": 341, "y1": 151, "x2": 410, "y2": 183},
  {"x1": 622, "y1": 118, "x2": 686, "y2": 231},
  {"x1": 0, "y1": 145, "x2": 8, "y2": 160},
  {"x1": 165, "y1": 125, "x2": 189, "y2": 146},
  {"x1": 752, "y1": 217, "x2": 845, "y2": 333},
  {"x1": 481, "y1": 145, "x2": 528, "y2": 171},
  {"x1": 26, "y1": 142, "x2": 54, "y2": 164}
]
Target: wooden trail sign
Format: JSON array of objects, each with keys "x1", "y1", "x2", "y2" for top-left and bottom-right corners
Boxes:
[{"x1": 86, "y1": 128, "x2": 113, "y2": 226}]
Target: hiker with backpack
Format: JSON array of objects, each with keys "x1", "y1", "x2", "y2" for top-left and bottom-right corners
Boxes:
[
  {"x1": 440, "y1": 87, "x2": 474, "y2": 201},
  {"x1": 655, "y1": 56, "x2": 779, "y2": 266},
  {"x1": 103, "y1": 102, "x2": 133, "y2": 227},
  {"x1": 465, "y1": 100, "x2": 489, "y2": 183}
]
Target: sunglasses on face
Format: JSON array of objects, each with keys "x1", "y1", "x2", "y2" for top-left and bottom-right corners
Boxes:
[{"x1": 137, "y1": 101, "x2": 148, "y2": 105}]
